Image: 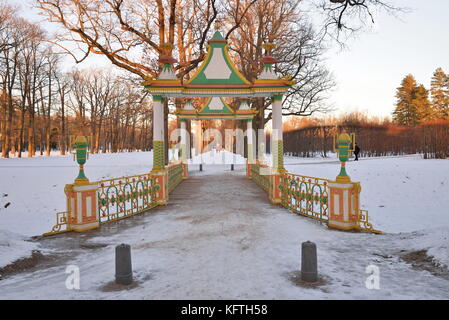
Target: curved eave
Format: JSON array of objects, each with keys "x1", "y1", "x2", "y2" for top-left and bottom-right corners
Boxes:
[
  {"x1": 177, "y1": 113, "x2": 256, "y2": 120},
  {"x1": 144, "y1": 85, "x2": 291, "y2": 97}
]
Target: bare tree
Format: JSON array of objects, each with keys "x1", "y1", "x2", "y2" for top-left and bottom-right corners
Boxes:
[
  {"x1": 54, "y1": 69, "x2": 71, "y2": 155},
  {"x1": 316, "y1": 0, "x2": 407, "y2": 42}
]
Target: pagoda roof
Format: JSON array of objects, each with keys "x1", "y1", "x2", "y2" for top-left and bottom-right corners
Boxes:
[
  {"x1": 142, "y1": 31, "x2": 295, "y2": 98},
  {"x1": 185, "y1": 31, "x2": 251, "y2": 87}
]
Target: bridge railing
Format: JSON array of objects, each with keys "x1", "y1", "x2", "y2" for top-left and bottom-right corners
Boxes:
[
  {"x1": 44, "y1": 162, "x2": 187, "y2": 236},
  {"x1": 97, "y1": 173, "x2": 158, "y2": 223},
  {"x1": 281, "y1": 172, "x2": 329, "y2": 223},
  {"x1": 168, "y1": 162, "x2": 183, "y2": 194},
  {"x1": 43, "y1": 211, "x2": 70, "y2": 236},
  {"x1": 248, "y1": 163, "x2": 380, "y2": 234},
  {"x1": 250, "y1": 162, "x2": 271, "y2": 194}
]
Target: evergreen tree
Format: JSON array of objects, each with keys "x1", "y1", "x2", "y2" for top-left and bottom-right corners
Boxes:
[
  {"x1": 430, "y1": 67, "x2": 449, "y2": 119},
  {"x1": 393, "y1": 75, "x2": 421, "y2": 126},
  {"x1": 414, "y1": 84, "x2": 433, "y2": 122}
]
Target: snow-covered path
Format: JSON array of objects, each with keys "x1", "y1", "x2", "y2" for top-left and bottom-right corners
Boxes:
[{"x1": 1, "y1": 165, "x2": 449, "y2": 299}]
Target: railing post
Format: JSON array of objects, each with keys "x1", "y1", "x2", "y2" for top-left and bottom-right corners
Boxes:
[
  {"x1": 182, "y1": 163, "x2": 189, "y2": 179},
  {"x1": 64, "y1": 183, "x2": 100, "y2": 232},
  {"x1": 153, "y1": 168, "x2": 169, "y2": 206},
  {"x1": 65, "y1": 136, "x2": 100, "y2": 232},
  {"x1": 246, "y1": 162, "x2": 252, "y2": 179},
  {"x1": 328, "y1": 181, "x2": 361, "y2": 231},
  {"x1": 328, "y1": 132, "x2": 360, "y2": 231}
]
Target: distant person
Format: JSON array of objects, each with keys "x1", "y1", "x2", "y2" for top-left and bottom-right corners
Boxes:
[{"x1": 354, "y1": 143, "x2": 360, "y2": 161}]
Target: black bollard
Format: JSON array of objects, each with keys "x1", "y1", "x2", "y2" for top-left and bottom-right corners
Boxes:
[
  {"x1": 231, "y1": 164, "x2": 234, "y2": 171},
  {"x1": 301, "y1": 241, "x2": 317, "y2": 282},
  {"x1": 115, "y1": 243, "x2": 133, "y2": 285},
  {"x1": 199, "y1": 164, "x2": 203, "y2": 171}
]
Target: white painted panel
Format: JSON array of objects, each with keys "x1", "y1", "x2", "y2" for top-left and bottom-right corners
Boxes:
[
  {"x1": 204, "y1": 48, "x2": 232, "y2": 79},
  {"x1": 334, "y1": 194, "x2": 340, "y2": 216},
  {"x1": 343, "y1": 190, "x2": 348, "y2": 220},
  {"x1": 70, "y1": 198, "x2": 75, "y2": 220},
  {"x1": 77, "y1": 193, "x2": 82, "y2": 223},
  {"x1": 86, "y1": 196, "x2": 92, "y2": 217},
  {"x1": 153, "y1": 100, "x2": 164, "y2": 141},
  {"x1": 208, "y1": 97, "x2": 225, "y2": 110}
]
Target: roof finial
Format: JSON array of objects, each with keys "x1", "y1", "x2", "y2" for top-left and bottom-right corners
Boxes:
[
  {"x1": 160, "y1": 42, "x2": 174, "y2": 57},
  {"x1": 263, "y1": 42, "x2": 276, "y2": 56},
  {"x1": 214, "y1": 19, "x2": 223, "y2": 32}
]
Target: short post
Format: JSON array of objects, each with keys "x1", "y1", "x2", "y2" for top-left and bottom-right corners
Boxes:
[
  {"x1": 231, "y1": 164, "x2": 234, "y2": 171},
  {"x1": 301, "y1": 241, "x2": 318, "y2": 282},
  {"x1": 115, "y1": 244, "x2": 133, "y2": 285}
]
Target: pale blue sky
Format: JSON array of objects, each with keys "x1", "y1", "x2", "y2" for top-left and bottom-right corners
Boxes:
[
  {"x1": 325, "y1": 0, "x2": 449, "y2": 118},
  {"x1": 6, "y1": 0, "x2": 449, "y2": 118}
]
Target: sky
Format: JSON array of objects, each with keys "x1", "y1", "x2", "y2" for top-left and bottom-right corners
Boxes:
[
  {"x1": 5, "y1": 0, "x2": 449, "y2": 119},
  {"x1": 324, "y1": 0, "x2": 449, "y2": 118}
]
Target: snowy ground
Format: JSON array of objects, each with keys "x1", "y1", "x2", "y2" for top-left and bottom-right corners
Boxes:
[
  {"x1": 284, "y1": 154, "x2": 449, "y2": 234},
  {"x1": 0, "y1": 151, "x2": 448, "y2": 299}
]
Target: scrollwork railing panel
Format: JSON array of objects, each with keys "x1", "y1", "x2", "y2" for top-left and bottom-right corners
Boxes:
[
  {"x1": 281, "y1": 173, "x2": 329, "y2": 223},
  {"x1": 168, "y1": 162, "x2": 183, "y2": 194},
  {"x1": 251, "y1": 163, "x2": 271, "y2": 194},
  {"x1": 98, "y1": 173, "x2": 157, "y2": 223}
]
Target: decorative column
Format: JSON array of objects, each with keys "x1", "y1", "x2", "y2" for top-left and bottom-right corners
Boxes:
[
  {"x1": 328, "y1": 132, "x2": 361, "y2": 231},
  {"x1": 152, "y1": 95, "x2": 165, "y2": 171},
  {"x1": 269, "y1": 94, "x2": 285, "y2": 204},
  {"x1": 180, "y1": 118, "x2": 188, "y2": 179},
  {"x1": 152, "y1": 95, "x2": 168, "y2": 205},
  {"x1": 271, "y1": 94, "x2": 284, "y2": 171},
  {"x1": 246, "y1": 119, "x2": 255, "y2": 178},
  {"x1": 65, "y1": 136, "x2": 100, "y2": 232}
]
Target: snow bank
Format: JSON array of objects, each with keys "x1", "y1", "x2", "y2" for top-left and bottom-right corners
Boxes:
[
  {"x1": 0, "y1": 230, "x2": 37, "y2": 268},
  {"x1": 404, "y1": 227, "x2": 449, "y2": 268}
]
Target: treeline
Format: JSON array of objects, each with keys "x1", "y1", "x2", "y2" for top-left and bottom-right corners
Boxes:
[
  {"x1": 0, "y1": 3, "x2": 151, "y2": 158},
  {"x1": 283, "y1": 114, "x2": 449, "y2": 159}
]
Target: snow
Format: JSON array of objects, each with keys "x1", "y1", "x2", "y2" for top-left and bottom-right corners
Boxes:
[
  {"x1": 0, "y1": 151, "x2": 154, "y2": 237},
  {"x1": 0, "y1": 230, "x2": 37, "y2": 268},
  {"x1": 0, "y1": 151, "x2": 448, "y2": 299},
  {"x1": 284, "y1": 154, "x2": 449, "y2": 233}
]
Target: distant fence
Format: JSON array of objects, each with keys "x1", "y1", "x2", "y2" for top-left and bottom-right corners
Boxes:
[{"x1": 284, "y1": 122, "x2": 449, "y2": 159}]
